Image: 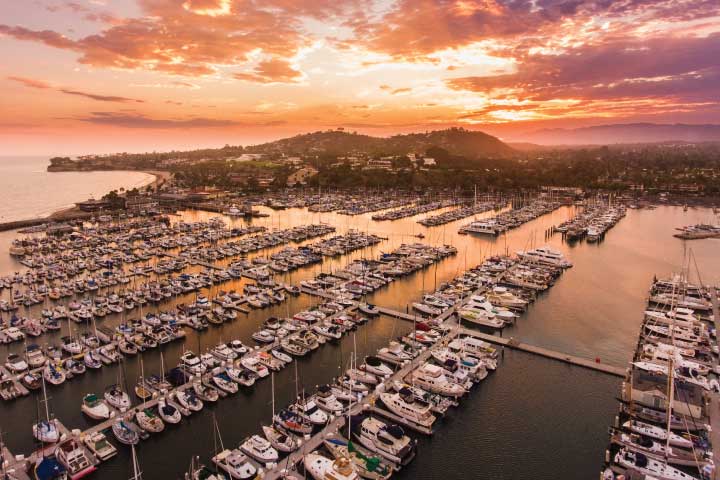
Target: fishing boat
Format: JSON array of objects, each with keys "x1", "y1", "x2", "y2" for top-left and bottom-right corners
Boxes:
[
  {"x1": 56, "y1": 438, "x2": 97, "y2": 479},
  {"x1": 81, "y1": 393, "x2": 112, "y2": 420}
]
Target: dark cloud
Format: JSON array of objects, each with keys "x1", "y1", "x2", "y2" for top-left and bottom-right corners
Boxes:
[{"x1": 59, "y1": 89, "x2": 144, "y2": 103}]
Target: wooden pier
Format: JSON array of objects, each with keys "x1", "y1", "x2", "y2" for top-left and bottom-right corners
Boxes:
[{"x1": 455, "y1": 326, "x2": 627, "y2": 377}]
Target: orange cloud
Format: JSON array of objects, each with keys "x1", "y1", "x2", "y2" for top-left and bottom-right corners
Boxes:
[
  {"x1": 234, "y1": 59, "x2": 303, "y2": 84},
  {"x1": 7, "y1": 76, "x2": 51, "y2": 89}
]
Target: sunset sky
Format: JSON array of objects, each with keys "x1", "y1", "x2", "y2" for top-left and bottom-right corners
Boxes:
[{"x1": 1, "y1": 0, "x2": 719, "y2": 154}]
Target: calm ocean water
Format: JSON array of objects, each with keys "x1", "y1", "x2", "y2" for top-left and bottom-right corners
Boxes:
[
  {"x1": 0, "y1": 157, "x2": 155, "y2": 222},
  {"x1": 0, "y1": 203, "x2": 718, "y2": 478}
]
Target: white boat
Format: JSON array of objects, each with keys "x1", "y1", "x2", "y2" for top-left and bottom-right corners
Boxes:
[
  {"x1": 81, "y1": 393, "x2": 112, "y2": 420},
  {"x1": 516, "y1": 246, "x2": 572, "y2": 268},
  {"x1": 315, "y1": 385, "x2": 345, "y2": 413},
  {"x1": 623, "y1": 420, "x2": 693, "y2": 449},
  {"x1": 304, "y1": 453, "x2": 359, "y2": 480},
  {"x1": 212, "y1": 372, "x2": 239, "y2": 393},
  {"x1": 56, "y1": 438, "x2": 97, "y2": 478},
  {"x1": 379, "y1": 391, "x2": 436, "y2": 429},
  {"x1": 352, "y1": 416, "x2": 416, "y2": 466},
  {"x1": 239, "y1": 434, "x2": 279, "y2": 465},
  {"x1": 176, "y1": 389, "x2": 204, "y2": 412},
  {"x1": 33, "y1": 419, "x2": 60, "y2": 444},
  {"x1": 83, "y1": 431, "x2": 117, "y2": 461},
  {"x1": 457, "y1": 308, "x2": 505, "y2": 329},
  {"x1": 136, "y1": 408, "x2": 165, "y2": 433},
  {"x1": 180, "y1": 351, "x2": 206, "y2": 375},
  {"x1": 104, "y1": 385, "x2": 131, "y2": 411},
  {"x1": 5, "y1": 353, "x2": 28, "y2": 373},
  {"x1": 293, "y1": 399, "x2": 328, "y2": 425},
  {"x1": 409, "y1": 363, "x2": 466, "y2": 398},
  {"x1": 212, "y1": 449, "x2": 257, "y2": 480},
  {"x1": 158, "y1": 397, "x2": 182, "y2": 424},
  {"x1": 261, "y1": 425, "x2": 298, "y2": 453},
  {"x1": 613, "y1": 448, "x2": 698, "y2": 480},
  {"x1": 361, "y1": 356, "x2": 393, "y2": 378},
  {"x1": 252, "y1": 330, "x2": 275, "y2": 343},
  {"x1": 240, "y1": 356, "x2": 270, "y2": 378}
]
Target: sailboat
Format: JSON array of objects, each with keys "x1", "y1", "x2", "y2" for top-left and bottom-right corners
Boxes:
[
  {"x1": 33, "y1": 375, "x2": 60, "y2": 444},
  {"x1": 262, "y1": 373, "x2": 299, "y2": 453}
]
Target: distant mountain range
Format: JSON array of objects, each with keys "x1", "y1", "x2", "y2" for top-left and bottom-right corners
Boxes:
[
  {"x1": 517, "y1": 123, "x2": 720, "y2": 145},
  {"x1": 246, "y1": 127, "x2": 515, "y2": 158}
]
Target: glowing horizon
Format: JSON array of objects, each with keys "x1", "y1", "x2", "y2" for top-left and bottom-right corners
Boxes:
[{"x1": 1, "y1": 0, "x2": 719, "y2": 155}]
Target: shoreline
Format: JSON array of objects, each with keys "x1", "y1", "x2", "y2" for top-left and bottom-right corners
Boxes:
[{"x1": 0, "y1": 169, "x2": 169, "y2": 233}]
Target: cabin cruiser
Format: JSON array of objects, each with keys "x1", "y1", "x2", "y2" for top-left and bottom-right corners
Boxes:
[
  {"x1": 377, "y1": 342, "x2": 413, "y2": 365},
  {"x1": 347, "y1": 368, "x2": 378, "y2": 385},
  {"x1": 324, "y1": 435, "x2": 393, "y2": 480},
  {"x1": 181, "y1": 351, "x2": 206, "y2": 375},
  {"x1": 240, "y1": 434, "x2": 279, "y2": 465},
  {"x1": 292, "y1": 399, "x2": 328, "y2": 425},
  {"x1": 361, "y1": 356, "x2": 393, "y2": 378},
  {"x1": 457, "y1": 308, "x2": 506, "y2": 329},
  {"x1": 213, "y1": 372, "x2": 239, "y2": 393},
  {"x1": 240, "y1": 355, "x2": 270, "y2": 378},
  {"x1": 229, "y1": 340, "x2": 248, "y2": 355},
  {"x1": 261, "y1": 425, "x2": 299, "y2": 453},
  {"x1": 409, "y1": 363, "x2": 466, "y2": 398},
  {"x1": 176, "y1": 389, "x2": 204, "y2": 412},
  {"x1": 56, "y1": 438, "x2": 97, "y2": 479},
  {"x1": 212, "y1": 449, "x2": 257, "y2": 480},
  {"x1": 211, "y1": 343, "x2": 238, "y2": 362},
  {"x1": 6, "y1": 353, "x2": 28, "y2": 373},
  {"x1": 274, "y1": 408, "x2": 313, "y2": 435},
  {"x1": 315, "y1": 384, "x2": 345, "y2": 413},
  {"x1": 26, "y1": 344, "x2": 48, "y2": 368},
  {"x1": 379, "y1": 391, "x2": 436, "y2": 429},
  {"x1": 81, "y1": 393, "x2": 112, "y2": 420},
  {"x1": 351, "y1": 416, "x2": 416, "y2": 466},
  {"x1": 193, "y1": 382, "x2": 220, "y2": 403},
  {"x1": 304, "y1": 453, "x2": 359, "y2": 480},
  {"x1": 84, "y1": 431, "x2": 117, "y2": 461}
]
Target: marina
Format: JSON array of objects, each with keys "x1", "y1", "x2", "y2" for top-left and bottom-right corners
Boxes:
[{"x1": 0, "y1": 199, "x2": 718, "y2": 479}]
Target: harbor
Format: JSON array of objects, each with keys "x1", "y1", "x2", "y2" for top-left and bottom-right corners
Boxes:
[{"x1": 0, "y1": 199, "x2": 718, "y2": 479}]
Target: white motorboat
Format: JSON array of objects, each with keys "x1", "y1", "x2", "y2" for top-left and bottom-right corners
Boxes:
[
  {"x1": 213, "y1": 449, "x2": 257, "y2": 480},
  {"x1": 81, "y1": 393, "x2": 112, "y2": 420},
  {"x1": 176, "y1": 389, "x2": 204, "y2": 412},
  {"x1": 361, "y1": 356, "x2": 393, "y2": 378},
  {"x1": 293, "y1": 399, "x2": 328, "y2": 425},
  {"x1": 240, "y1": 434, "x2": 279, "y2": 465},
  {"x1": 261, "y1": 425, "x2": 299, "y2": 453},
  {"x1": 379, "y1": 391, "x2": 436, "y2": 428},
  {"x1": 410, "y1": 363, "x2": 466, "y2": 397},
  {"x1": 56, "y1": 438, "x2": 97, "y2": 478},
  {"x1": 84, "y1": 431, "x2": 117, "y2": 461},
  {"x1": 5, "y1": 353, "x2": 28, "y2": 373},
  {"x1": 516, "y1": 246, "x2": 572, "y2": 268},
  {"x1": 351, "y1": 416, "x2": 416, "y2": 466},
  {"x1": 315, "y1": 385, "x2": 345, "y2": 413}
]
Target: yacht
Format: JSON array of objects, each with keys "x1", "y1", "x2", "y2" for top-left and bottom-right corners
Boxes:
[
  {"x1": 293, "y1": 399, "x2": 328, "y2": 425},
  {"x1": 351, "y1": 416, "x2": 416, "y2": 466},
  {"x1": 26, "y1": 344, "x2": 48, "y2": 368},
  {"x1": 212, "y1": 449, "x2": 257, "y2": 480},
  {"x1": 240, "y1": 434, "x2": 279, "y2": 465},
  {"x1": 516, "y1": 246, "x2": 572, "y2": 268},
  {"x1": 323, "y1": 435, "x2": 393, "y2": 480},
  {"x1": 379, "y1": 391, "x2": 436, "y2": 429},
  {"x1": 181, "y1": 351, "x2": 206, "y2": 375},
  {"x1": 613, "y1": 448, "x2": 698, "y2": 480},
  {"x1": 304, "y1": 453, "x2": 359, "y2": 480},
  {"x1": 409, "y1": 363, "x2": 466, "y2": 398},
  {"x1": 315, "y1": 385, "x2": 345, "y2": 413},
  {"x1": 457, "y1": 308, "x2": 506, "y2": 329},
  {"x1": 622, "y1": 420, "x2": 693, "y2": 449}
]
